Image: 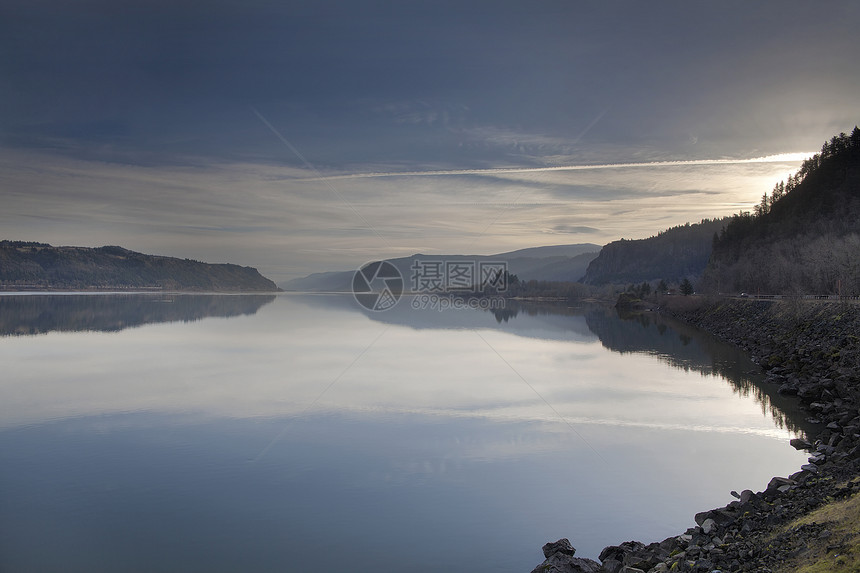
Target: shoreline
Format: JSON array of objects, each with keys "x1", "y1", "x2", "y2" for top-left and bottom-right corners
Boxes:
[
  {"x1": 532, "y1": 297, "x2": 860, "y2": 573},
  {"x1": 0, "y1": 289, "x2": 283, "y2": 295}
]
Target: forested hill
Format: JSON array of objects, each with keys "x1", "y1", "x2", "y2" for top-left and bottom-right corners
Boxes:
[
  {"x1": 0, "y1": 242, "x2": 279, "y2": 292},
  {"x1": 580, "y1": 218, "x2": 729, "y2": 286},
  {"x1": 703, "y1": 127, "x2": 860, "y2": 295}
]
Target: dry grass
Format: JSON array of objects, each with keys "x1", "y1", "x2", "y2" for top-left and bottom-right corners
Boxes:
[{"x1": 774, "y1": 478, "x2": 860, "y2": 573}]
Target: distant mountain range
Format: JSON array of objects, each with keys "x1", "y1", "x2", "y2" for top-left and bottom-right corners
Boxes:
[
  {"x1": 0, "y1": 242, "x2": 279, "y2": 292},
  {"x1": 281, "y1": 243, "x2": 601, "y2": 291}
]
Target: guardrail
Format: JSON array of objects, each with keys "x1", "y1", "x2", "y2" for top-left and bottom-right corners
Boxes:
[{"x1": 734, "y1": 293, "x2": 860, "y2": 301}]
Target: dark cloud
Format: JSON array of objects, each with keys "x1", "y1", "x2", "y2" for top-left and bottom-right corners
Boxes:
[{"x1": 2, "y1": 0, "x2": 858, "y2": 166}]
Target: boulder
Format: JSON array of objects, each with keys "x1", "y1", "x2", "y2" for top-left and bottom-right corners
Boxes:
[
  {"x1": 529, "y1": 553, "x2": 602, "y2": 573},
  {"x1": 694, "y1": 508, "x2": 736, "y2": 528},
  {"x1": 790, "y1": 438, "x2": 813, "y2": 450},
  {"x1": 543, "y1": 538, "x2": 576, "y2": 558},
  {"x1": 531, "y1": 539, "x2": 601, "y2": 573},
  {"x1": 778, "y1": 384, "x2": 798, "y2": 396},
  {"x1": 766, "y1": 476, "x2": 795, "y2": 491},
  {"x1": 599, "y1": 542, "x2": 646, "y2": 563}
]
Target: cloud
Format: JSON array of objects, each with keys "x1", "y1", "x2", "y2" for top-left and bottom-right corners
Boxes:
[
  {"x1": 298, "y1": 152, "x2": 815, "y2": 182},
  {"x1": 5, "y1": 2, "x2": 858, "y2": 164},
  {"x1": 0, "y1": 145, "x2": 812, "y2": 283},
  {"x1": 550, "y1": 225, "x2": 602, "y2": 235}
]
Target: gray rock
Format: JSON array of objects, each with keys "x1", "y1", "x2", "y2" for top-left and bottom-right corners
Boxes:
[
  {"x1": 623, "y1": 551, "x2": 660, "y2": 571},
  {"x1": 766, "y1": 476, "x2": 795, "y2": 491},
  {"x1": 816, "y1": 444, "x2": 836, "y2": 455},
  {"x1": 701, "y1": 518, "x2": 717, "y2": 535},
  {"x1": 790, "y1": 438, "x2": 812, "y2": 450},
  {"x1": 529, "y1": 553, "x2": 603, "y2": 573},
  {"x1": 532, "y1": 539, "x2": 601, "y2": 573},
  {"x1": 599, "y1": 542, "x2": 646, "y2": 563},
  {"x1": 690, "y1": 532, "x2": 711, "y2": 547},
  {"x1": 659, "y1": 536, "x2": 680, "y2": 552},
  {"x1": 778, "y1": 384, "x2": 798, "y2": 396},
  {"x1": 543, "y1": 538, "x2": 576, "y2": 558}
]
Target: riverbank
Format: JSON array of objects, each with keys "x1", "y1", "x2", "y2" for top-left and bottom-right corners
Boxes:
[{"x1": 531, "y1": 297, "x2": 860, "y2": 573}]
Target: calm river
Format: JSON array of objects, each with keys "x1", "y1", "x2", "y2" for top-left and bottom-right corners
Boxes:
[{"x1": 0, "y1": 293, "x2": 809, "y2": 572}]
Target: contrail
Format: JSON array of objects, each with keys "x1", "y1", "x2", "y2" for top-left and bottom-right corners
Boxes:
[
  {"x1": 572, "y1": 108, "x2": 607, "y2": 143},
  {"x1": 298, "y1": 152, "x2": 812, "y2": 182}
]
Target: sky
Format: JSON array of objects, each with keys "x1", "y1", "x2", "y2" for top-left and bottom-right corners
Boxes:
[{"x1": 2, "y1": 0, "x2": 859, "y2": 283}]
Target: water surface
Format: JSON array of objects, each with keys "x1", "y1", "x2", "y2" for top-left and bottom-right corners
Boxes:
[{"x1": 0, "y1": 294, "x2": 808, "y2": 572}]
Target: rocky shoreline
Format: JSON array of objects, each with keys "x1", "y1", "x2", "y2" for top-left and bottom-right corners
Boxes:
[{"x1": 530, "y1": 298, "x2": 860, "y2": 573}]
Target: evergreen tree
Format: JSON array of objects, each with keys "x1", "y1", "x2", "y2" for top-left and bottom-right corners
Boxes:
[
  {"x1": 850, "y1": 126, "x2": 860, "y2": 150},
  {"x1": 680, "y1": 278, "x2": 694, "y2": 296},
  {"x1": 706, "y1": 126, "x2": 860, "y2": 295}
]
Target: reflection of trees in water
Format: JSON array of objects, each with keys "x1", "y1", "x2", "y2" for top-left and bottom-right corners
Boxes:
[
  {"x1": 489, "y1": 300, "x2": 808, "y2": 437},
  {"x1": 490, "y1": 299, "x2": 586, "y2": 323},
  {"x1": 491, "y1": 306, "x2": 519, "y2": 323},
  {"x1": 581, "y1": 305, "x2": 810, "y2": 437},
  {"x1": 0, "y1": 294, "x2": 276, "y2": 336}
]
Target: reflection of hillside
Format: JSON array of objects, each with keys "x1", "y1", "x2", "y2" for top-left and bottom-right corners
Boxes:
[
  {"x1": 489, "y1": 299, "x2": 586, "y2": 322},
  {"x1": 289, "y1": 293, "x2": 597, "y2": 342},
  {"x1": 289, "y1": 294, "x2": 809, "y2": 436},
  {"x1": 0, "y1": 294, "x2": 276, "y2": 336},
  {"x1": 585, "y1": 306, "x2": 811, "y2": 436}
]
